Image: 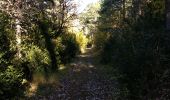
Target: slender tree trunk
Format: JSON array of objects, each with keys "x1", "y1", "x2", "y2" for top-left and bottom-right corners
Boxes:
[
  {"x1": 122, "y1": 0, "x2": 126, "y2": 20},
  {"x1": 132, "y1": 0, "x2": 141, "y2": 21},
  {"x1": 39, "y1": 22, "x2": 58, "y2": 71},
  {"x1": 15, "y1": 19, "x2": 22, "y2": 58}
]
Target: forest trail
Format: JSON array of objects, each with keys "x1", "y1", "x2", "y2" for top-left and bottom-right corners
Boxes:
[{"x1": 29, "y1": 48, "x2": 119, "y2": 100}]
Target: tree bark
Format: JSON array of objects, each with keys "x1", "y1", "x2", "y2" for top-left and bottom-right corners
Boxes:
[
  {"x1": 132, "y1": 0, "x2": 141, "y2": 21},
  {"x1": 122, "y1": 0, "x2": 126, "y2": 20},
  {"x1": 38, "y1": 22, "x2": 58, "y2": 71},
  {"x1": 15, "y1": 19, "x2": 22, "y2": 58}
]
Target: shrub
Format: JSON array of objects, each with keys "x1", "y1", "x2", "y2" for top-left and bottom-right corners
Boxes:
[
  {"x1": 58, "y1": 34, "x2": 80, "y2": 63},
  {"x1": 75, "y1": 32, "x2": 88, "y2": 53},
  {"x1": 24, "y1": 45, "x2": 51, "y2": 73},
  {"x1": 100, "y1": 30, "x2": 170, "y2": 99},
  {"x1": 0, "y1": 66, "x2": 24, "y2": 99}
]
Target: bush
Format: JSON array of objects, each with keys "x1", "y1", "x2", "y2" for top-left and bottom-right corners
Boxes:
[
  {"x1": 0, "y1": 12, "x2": 25, "y2": 99},
  {"x1": 57, "y1": 34, "x2": 80, "y2": 63},
  {"x1": 100, "y1": 30, "x2": 170, "y2": 99},
  {"x1": 75, "y1": 32, "x2": 88, "y2": 53},
  {"x1": 0, "y1": 66, "x2": 24, "y2": 99},
  {"x1": 24, "y1": 45, "x2": 51, "y2": 73}
]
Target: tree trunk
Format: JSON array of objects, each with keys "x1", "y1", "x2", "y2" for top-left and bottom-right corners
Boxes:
[
  {"x1": 122, "y1": 0, "x2": 126, "y2": 20},
  {"x1": 39, "y1": 22, "x2": 58, "y2": 71},
  {"x1": 15, "y1": 19, "x2": 22, "y2": 58},
  {"x1": 132, "y1": 0, "x2": 141, "y2": 21}
]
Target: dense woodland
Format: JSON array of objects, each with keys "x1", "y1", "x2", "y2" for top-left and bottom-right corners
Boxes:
[
  {"x1": 95, "y1": 0, "x2": 170, "y2": 99},
  {"x1": 0, "y1": 0, "x2": 170, "y2": 99}
]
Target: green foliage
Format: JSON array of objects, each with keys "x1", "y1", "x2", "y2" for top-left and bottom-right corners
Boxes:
[
  {"x1": 0, "y1": 12, "x2": 25, "y2": 99},
  {"x1": 97, "y1": 0, "x2": 169, "y2": 99},
  {"x1": 0, "y1": 66, "x2": 24, "y2": 99},
  {"x1": 58, "y1": 33, "x2": 80, "y2": 63},
  {"x1": 79, "y1": 2, "x2": 100, "y2": 25},
  {"x1": 79, "y1": 2, "x2": 100, "y2": 48},
  {"x1": 0, "y1": 12, "x2": 14, "y2": 62},
  {"x1": 76, "y1": 32, "x2": 88, "y2": 51},
  {"x1": 24, "y1": 45, "x2": 51, "y2": 73},
  {"x1": 0, "y1": 0, "x2": 81, "y2": 99}
]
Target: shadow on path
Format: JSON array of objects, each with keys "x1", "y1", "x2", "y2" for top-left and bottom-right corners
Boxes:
[{"x1": 29, "y1": 48, "x2": 119, "y2": 100}]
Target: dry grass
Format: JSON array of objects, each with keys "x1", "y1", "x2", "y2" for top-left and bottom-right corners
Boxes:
[{"x1": 25, "y1": 64, "x2": 70, "y2": 98}]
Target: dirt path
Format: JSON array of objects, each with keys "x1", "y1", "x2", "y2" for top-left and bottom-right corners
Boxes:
[{"x1": 29, "y1": 48, "x2": 119, "y2": 100}]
